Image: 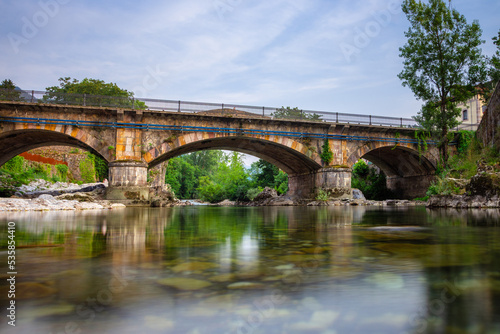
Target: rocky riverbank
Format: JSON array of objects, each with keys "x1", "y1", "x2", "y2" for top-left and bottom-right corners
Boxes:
[
  {"x1": 0, "y1": 179, "x2": 125, "y2": 212},
  {"x1": 427, "y1": 170, "x2": 500, "y2": 208},
  {"x1": 208, "y1": 187, "x2": 426, "y2": 207},
  {"x1": 0, "y1": 194, "x2": 126, "y2": 211}
]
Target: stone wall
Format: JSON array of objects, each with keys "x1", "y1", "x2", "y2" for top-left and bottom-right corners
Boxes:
[
  {"x1": 477, "y1": 81, "x2": 500, "y2": 147},
  {"x1": 30, "y1": 146, "x2": 89, "y2": 181}
]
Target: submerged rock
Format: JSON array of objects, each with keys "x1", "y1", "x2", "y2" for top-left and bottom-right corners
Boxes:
[
  {"x1": 15, "y1": 282, "x2": 57, "y2": 299},
  {"x1": 171, "y1": 261, "x2": 218, "y2": 273},
  {"x1": 157, "y1": 277, "x2": 213, "y2": 290},
  {"x1": 227, "y1": 282, "x2": 266, "y2": 289}
]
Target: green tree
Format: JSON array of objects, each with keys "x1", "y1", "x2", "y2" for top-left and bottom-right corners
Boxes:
[
  {"x1": 197, "y1": 152, "x2": 251, "y2": 202},
  {"x1": 489, "y1": 30, "x2": 500, "y2": 87},
  {"x1": 478, "y1": 30, "x2": 500, "y2": 103},
  {"x1": 0, "y1": 79, "x2": 24, "y2": 101},
  {"x1": 250, "y1": 159, "x2": 288, "y2": 195},
  {"x1": 164, "y1": 150, "x2": 224, "y2": 199},
  {"x1": 398, "y1": 0, "x2": 487, "y2": 168},
  {"x1": 165, "y1": 157, "x2": 199, "y2": 198},
  {"x1": 351, "y1": 160, "x2": 393, "y2": 200},
  {"x1": 271, "y1": 106, "x2": 321, "y2": 121},
  {"x1": 43, "y1": 77, "x2": 146, "y2": 109}
]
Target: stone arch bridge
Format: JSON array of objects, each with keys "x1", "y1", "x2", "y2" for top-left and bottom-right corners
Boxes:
[{"x1": 0, "y1": 101, "x2": 440, "y2": 200}]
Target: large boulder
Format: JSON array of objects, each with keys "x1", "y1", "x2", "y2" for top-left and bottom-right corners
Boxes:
[
  {"x1": 253, "y1": 187, "x2": 278, "y2": 202},
  {"x1": 466, "y1": 172, "x2": 500, "y2": 197}
]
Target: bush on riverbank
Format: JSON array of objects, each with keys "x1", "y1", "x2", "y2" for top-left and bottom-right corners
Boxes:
[{"x1": 425, "y1": 132, "x2": 500, "y2": 198}]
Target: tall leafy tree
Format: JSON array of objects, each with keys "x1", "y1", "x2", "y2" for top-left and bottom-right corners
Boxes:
[
  {"x1": 398, "y1": 0, "x2": 487, "y2": 167},
  {"x1": 0, "y1": 79, "x2": 23, "y2": 101},
  {"x1": 488, "y1": 30, "x2": 500, "y2": 92},
  {"x1": 43, "y1": 77, "x2": 146, "y2": 109}
]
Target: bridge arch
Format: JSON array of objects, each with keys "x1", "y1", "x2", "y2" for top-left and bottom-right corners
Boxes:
[
  {"x1": 348, "y1": 143, "x2": 438, "y2": 198},
  {"x1": 0, "y1": 128, "x2": 110, "y2": 166},
  {"x1": 144, "y1": 133, "x2": 323, "y2": 175}
]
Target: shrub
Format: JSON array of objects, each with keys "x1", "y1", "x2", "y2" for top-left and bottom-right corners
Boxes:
[
  {"x1": 79, "y1": 153, "x2": 96, "y2": 183},
  {"x1": 1, "y1": 156, "x2": 25, "y2": 174},
  {"x1": 320, "y1": 139, "x2": 333, "y2": 165},
  {"x1": 55, "y1": 164, "x2": 69, "y2": 182},
  {"x1": 316, "y1": 189, "x2": 329, "y2": 201}
]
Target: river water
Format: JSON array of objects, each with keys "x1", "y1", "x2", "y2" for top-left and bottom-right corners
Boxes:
[{"x1": 1, "y1": 206, "x2": 500, "y2": 334}]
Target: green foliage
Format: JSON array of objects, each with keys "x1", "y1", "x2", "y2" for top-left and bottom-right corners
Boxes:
[
  {"x1": 246, "y1": 187, "x2": 263, "y2": 201},
  {"x1": 1, "y1": 156, "x2": 25, "y2": 174},
  {"x1": 413, "y1": 195, "x2": 430, "y2": 202},
  {"x1": 480, "y1": 29, "x2": 500, "y2": 103},
  {"x1": 351, "y1": 160, "x2": 393, "y2": 200},
  {"x1": 43, "y1": 77, "x2": 147, "y2": 109},
  {"x1": 55, "y1": 164, "x2": 69, "y2": 182},
  {"x1": 274, "y1": 170, "x2": 288, "y2": 195},
  {"x1": 271, "y1": 106, "x2": 321, "y2": 121},
  {"x1": 316, "y1": 189, "x2": 329, "y2": 201},
  {"x1": 0, "y1": 79, "x2": 24, "y2": 101},
  {"x1": 164, "y1": 151, "x2": 289, "y2": 202},
  {"x1": 320, "y1": 139, "x2": 333, "y2": 165},
  {"x1": 0, "y1": 156, "x2": 68, "y2": 196},
  {"x1": 426, "y1": 177, "x2": 460, "y2": 196},
  {"x1": 415, "y1": 130, "x2": 430, "y2": 158},
  {"x1": 79, "y1": 153, "x2": 96, "y2": 183},
  {"x1": 250, "y1": 159, "x2": 288, "y2": 195},
  {"x1": 456, "y1": 130, "x2": 475, "y2": 154},
  {"x1": 352, "y1": 159, "x2": 369, "y2": 178},
  {"x1": 398, "y1": 0, "x2": 487, "y2": 168},
  {"x1": 93, "y1": 155, "x2": 108, "y2": 181},
  {"x1": 197, "y1": 176, "x2": 226, "y2": 203},
  {"x1": 0, "y1": 170, "x2": 22, "y2": 197}
]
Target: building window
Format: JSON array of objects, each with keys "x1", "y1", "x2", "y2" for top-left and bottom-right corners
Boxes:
[{"x1": 463, "y1": 110, "x2": 468, "y2": 121}]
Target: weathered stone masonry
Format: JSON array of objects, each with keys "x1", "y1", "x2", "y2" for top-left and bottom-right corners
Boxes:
[{"x1": 0, "y1": 102, "x2": 440, "y2": 200}]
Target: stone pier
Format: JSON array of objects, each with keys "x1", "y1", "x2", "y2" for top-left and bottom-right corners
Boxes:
[
  {"x1": 106, "y1": 161, "x2": 150, "y2": 201},
  {"x1": 288, "y1": 167, "x2": 352, "y2": 199}
]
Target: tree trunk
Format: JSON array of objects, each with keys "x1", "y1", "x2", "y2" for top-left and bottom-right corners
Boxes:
[{"x1": 440, "y1": 102, "x2": 448, "y2": 169}]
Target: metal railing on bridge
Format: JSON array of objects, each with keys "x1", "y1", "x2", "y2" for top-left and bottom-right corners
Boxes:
[{"x1": 0, "y1": 88, "x2": 419, "y2": 128}]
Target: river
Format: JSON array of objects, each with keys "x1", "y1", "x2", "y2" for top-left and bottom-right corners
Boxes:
[{"x1": 1, "y1": 206, "x2": 500, "y2": 334}]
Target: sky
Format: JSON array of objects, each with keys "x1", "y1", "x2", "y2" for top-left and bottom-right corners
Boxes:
[{"x1": 1, "y1": 0, "x2": 499, "y2": 118}]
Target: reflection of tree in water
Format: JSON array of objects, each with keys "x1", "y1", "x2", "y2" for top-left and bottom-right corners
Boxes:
[{"x1": 426, "y1": 208, "x2": 500, "y2": 227}]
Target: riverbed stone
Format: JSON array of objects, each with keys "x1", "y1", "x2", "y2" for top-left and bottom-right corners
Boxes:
[
  {"x1": 144, "y1": 315, "x2": 175, "y2": 330},
  {"x1": 227, "y1": 282, "x2": 266, "y2": 289},
  {"x1": 26, "y1": 303, "x2": 75, "y2": 319},
  {"x1": 15, "y1": 282, "x2": 57, "y2": 299},
  {"x1": 157, "y1": 277, "x2": 213, "y2": 290},
  {"x1": 171, "y1": 261, "x2": 218, "y2": 273},
  {"x1": 208, "y1": 273, "x2": 237, "y2": 282}
]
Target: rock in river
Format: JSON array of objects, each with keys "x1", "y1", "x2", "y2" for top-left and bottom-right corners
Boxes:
[{"x1": 157, "y1": 277, "x2": 213, "y2": 290}]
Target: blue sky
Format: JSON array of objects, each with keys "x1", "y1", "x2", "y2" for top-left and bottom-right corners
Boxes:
[{"x1": 1, "y1": 0, "x2": 499, "y2": 119}]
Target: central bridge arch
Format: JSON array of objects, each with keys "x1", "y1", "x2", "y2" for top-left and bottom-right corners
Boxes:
[{"x1": 145, "y1": 134, "x2": 323, "y2": 175}]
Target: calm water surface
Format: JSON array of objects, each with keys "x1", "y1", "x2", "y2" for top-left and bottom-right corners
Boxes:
[{"x1": 1, "y1": 206, "x2": 500, "y2": 334}]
